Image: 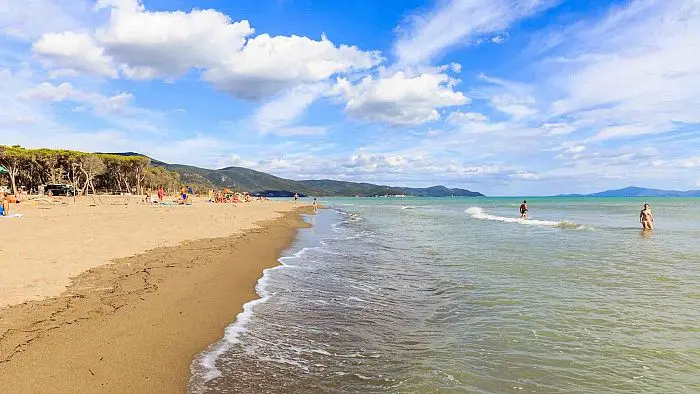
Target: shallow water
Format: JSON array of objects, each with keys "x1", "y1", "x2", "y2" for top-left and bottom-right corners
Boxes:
[{"x1": 190, "y1": 197, "x2": 700, "y2": 393}]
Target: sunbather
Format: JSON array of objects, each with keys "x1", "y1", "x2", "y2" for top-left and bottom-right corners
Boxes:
[{"x1": 178, "y1": 192, "x2": 189, "y2": 205}]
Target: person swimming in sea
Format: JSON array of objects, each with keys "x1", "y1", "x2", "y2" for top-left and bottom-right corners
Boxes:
[
  {"x1": 640, "y1": 203, "x2": 654, "y2": 230},
  {"x1": 519, "y1": 200, "x2": 528, "y2": 219}
]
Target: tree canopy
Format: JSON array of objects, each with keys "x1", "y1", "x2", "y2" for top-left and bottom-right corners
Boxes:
[{"x1": 0, "y1": 146, "x2": 180, "y2": 195}]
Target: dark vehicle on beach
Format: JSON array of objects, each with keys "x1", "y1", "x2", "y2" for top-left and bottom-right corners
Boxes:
[{"x1": 44, "y1": 184, "x2": 76, "y2": 196}]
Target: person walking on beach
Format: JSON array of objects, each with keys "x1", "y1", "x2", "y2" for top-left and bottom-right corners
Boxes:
[
  {"x1": 640, "y1": 203, "x2": 654, "y2": 230},
  {"x1": 294, "y1": 193, "x2": 299, "y2": 204},
  {"x1": 157, "y1": 187, "x2": 165, "y2": 203},
  {"x1": 519, "y1": 200, "x2": 528, "y2": 219}
]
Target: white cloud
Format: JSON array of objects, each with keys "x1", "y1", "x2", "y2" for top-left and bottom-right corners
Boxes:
[
  {"x1": 333, "y1": 69, "x2": 469, "y2": 125},
  {"x1": 96, "y1": 2, "x2": 253, "y2": 79},
  {"x1": 203, "y1": 33, "x2": 382, "y2": 99},
  {"x1": 511, "y1": 171, "x2": 539, "y2": 180},
  {"x1": 490, "y1": 94, "x2": 537, "y2": 120},
  {"x1": 17, "y1": 81, "x2": 75, "y2": 101},
  {"x1": 33, "y1": 32, "x2": 118, "y2": 77},
  {"x1": 0, "y1": 0, "x2": 91, "y2": 40},
  {"x1": 253, "y1": 84, "x2": 327, "y2": 134},
  {"x1": 394, "y1": 0, "x2": 556, "y2": 65},
  {"x1": 541, "y1": 122, "x2": 575, "y2": 135},
  {"x1": 567, "y1": 145, "x2": 586, "y2": 154},
  {"x1": 591, "y1": 124, "x2": 660, "y2": 141},
  {"x1": 543, "y1": 0, "x2": 700, "y2": 140},
  {"x1": 17, "y1": 81, "x2": 133, "y2": 114},
  {"x1": 447, "y1": 111, "x2": 488, "y2": 123},
  {"x1": 30, "y1": 0, "x2": 383, "y2": 99}
]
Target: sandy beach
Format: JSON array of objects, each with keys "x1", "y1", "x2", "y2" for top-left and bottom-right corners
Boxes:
[{"x1": 0, "y1": 196, "x2": 310, "y2": 393}]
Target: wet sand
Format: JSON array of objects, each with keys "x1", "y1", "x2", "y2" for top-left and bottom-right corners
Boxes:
[{"x1": 0, "y1": 196, "x2": 311, "y2": 393}]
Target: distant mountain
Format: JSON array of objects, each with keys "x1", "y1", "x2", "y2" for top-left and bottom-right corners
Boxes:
[
  {"x1": 560, "y1": 186, "x2": 700, "y2": 197},
  {"x1": 295, "y1": 180, "x2": 483, "y2": 197},
  {"x1": 111, "y1": 153, "x2": 484, "y2": 197}
]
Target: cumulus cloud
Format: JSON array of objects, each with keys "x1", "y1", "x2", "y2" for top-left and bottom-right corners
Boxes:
[
  {"x1": 31, "y1": 0, "x2": 382, "y2": 99},
  {"x1": 203, "y1": 34, "x2": 382, "y2": 99},
  {"x1": 33, "y1": 32, "x2": 118, "y2": 77},
  {"x1": 333, "y1": 69, "x2": 469, "y2": 125},
  {"x1": 394, "y1": 0, "x2": 556, "y2": 65},
  {"x1": 17, "y1": 82, "x2": 133, "y2": 113}
]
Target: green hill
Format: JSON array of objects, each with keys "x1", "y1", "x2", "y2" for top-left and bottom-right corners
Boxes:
[{"x1": 113, "y1": 153, "x2": 484, "y2": 197}]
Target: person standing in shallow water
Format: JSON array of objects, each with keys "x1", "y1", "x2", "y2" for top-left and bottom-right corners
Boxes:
[
  {"x1": 519, "y1": 200, "x2": 528, "y2": 219},
  {"x1": 640, "y1": 203, "x2": 654, "y2": 230},
  {"x1": 313, "y1": 197, "x2": 318, "y2": 213}
]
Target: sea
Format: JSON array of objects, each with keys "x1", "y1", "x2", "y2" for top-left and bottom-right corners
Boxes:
[{"x1": 189, "y1": 197, "x2": 700, "y2": 393}]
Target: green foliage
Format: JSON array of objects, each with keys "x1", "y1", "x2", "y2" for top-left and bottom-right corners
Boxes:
[
  {"x1": 0, "y1": 146, "x2": 483, "y2": 197},
  {"x1": 0, "y1": 146, "x2": 180, "y2": 195}
]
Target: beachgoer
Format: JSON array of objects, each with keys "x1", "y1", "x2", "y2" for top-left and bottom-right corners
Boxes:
[
  {"x1": 0, "y1": 192, "x2": 9, "y2": 216},
  {"x1": 640, "y1": 203, "x2": 654, "y2": 230},
  {"x1": 313, "y1": 197, "x2": 318, "y2": 213},
  {"x1": 519, "y1": 200, "x2": 528, "y2": 219},
  {"x1": 294, "y1": 193, "x2": 299, "y2": 204},
  {"x1": 178, "y1": 191, "x2": 188, "y2": 205},
  {"x1": 157, "y1": 187, "x2": 165, "y2": 203}
]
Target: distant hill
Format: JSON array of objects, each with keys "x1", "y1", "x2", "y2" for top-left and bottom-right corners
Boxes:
[
  {"x1": 110, "y1": 153, "x2": 484, "y2": 197},
  {"x1": 559, "y1": 186, "x2": 700, "y2": 197}
]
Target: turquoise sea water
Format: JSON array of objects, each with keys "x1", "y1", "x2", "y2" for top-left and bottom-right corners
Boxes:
[{"x1": 190, "y1": 197, "x2": 700, "y2": 393}]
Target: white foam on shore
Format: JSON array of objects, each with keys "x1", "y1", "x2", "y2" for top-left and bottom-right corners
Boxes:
[
  {"x1": 465, "y1": 207, "x2": 583, "y2": 229},
  {"x1": 191, "y1": 246, "x2": 313, "y2": 383}
]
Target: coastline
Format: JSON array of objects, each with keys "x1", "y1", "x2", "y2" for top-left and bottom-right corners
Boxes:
[{"x1": 0, "y1": 203, "x2": 312, "y2": 393}]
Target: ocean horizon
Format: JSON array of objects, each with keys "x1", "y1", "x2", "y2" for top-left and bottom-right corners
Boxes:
[{"x1": 189, "y1": 197, "x2": 699, "y2": 393}]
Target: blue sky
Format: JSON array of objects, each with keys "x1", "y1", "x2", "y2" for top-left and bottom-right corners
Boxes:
[{"x1": 1, "y1": 0, "x2": 699, "y2": 195}]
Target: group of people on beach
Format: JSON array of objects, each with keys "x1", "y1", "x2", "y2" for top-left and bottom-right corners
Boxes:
[{"x1": 519, "y1": 200, "x2": 655, "y2": 229}]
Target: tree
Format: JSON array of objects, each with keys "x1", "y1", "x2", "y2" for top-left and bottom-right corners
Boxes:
[
  {"x1": 0, "y1": 145, "x2": 28, "y2": 195},
  {"x1": 79, "y1": 155, "x2": 106, "y2": 195},
  {"x1": 128, "y1": 156, "x2": 151, "y2": 195}
]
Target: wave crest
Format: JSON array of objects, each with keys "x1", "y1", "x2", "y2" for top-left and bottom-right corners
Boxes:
[{"x1": 465, "y1": 207, "x2": 584, "y2": 229}]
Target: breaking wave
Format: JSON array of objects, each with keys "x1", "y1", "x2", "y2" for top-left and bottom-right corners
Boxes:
[{"x1": 465, "y1": 207, "x2": 584, "y2": 229}]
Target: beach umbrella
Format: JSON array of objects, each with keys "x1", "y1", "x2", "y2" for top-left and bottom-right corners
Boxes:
[
  {"x1": 223, "y1": 188, "x2": 233, "y2": 194},
  {"x1": 0, "y1": 165, "x2": 7, "y2": 174}
]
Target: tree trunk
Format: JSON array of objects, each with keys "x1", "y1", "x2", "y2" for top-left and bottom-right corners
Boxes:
[{"x1": 8, "y1": 167, "x2": 18, "y2": 196}]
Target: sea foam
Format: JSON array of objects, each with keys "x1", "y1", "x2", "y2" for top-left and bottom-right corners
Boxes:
[
  {"x1": 465, "y1": 207, "x2": 583, "y2": 229},
  {"x1": 191, "y1": 246, "x2": 314, "y2": 384}
]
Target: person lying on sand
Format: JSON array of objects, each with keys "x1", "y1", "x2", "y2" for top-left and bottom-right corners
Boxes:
[
  {"x1": 0, "y1": 192, "x2": 9, "y2": 216},
  {"x1": 640, "y1": 203, "x2": 654, "y2": 230}
]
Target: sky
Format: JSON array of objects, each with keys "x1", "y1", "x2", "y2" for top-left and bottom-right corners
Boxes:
[{"x1": 1, "y1": 0, "x2": 699, "y2": 196}]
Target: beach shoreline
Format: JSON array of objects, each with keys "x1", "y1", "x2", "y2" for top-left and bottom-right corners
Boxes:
[{"x1": 0, "y1": 200, "x2": 312, "y2": 393}]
